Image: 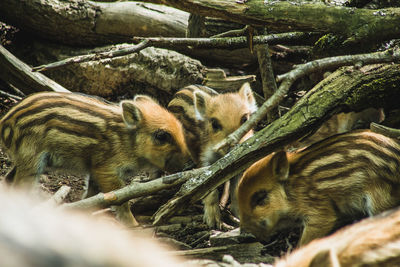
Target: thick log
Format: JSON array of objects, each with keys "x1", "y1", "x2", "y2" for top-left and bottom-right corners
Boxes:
[
  {"x1": 0, "y1": 0, "x2": 188, "y2": 46},
  {"x1": 151, "y1": 0, "x2": 400, "y2": 44},
  {"x1": 44, "y1": 46, "x2": 205, "y2": 98},
  {"x1": 152, "y1": 63, "x2": 400, "y2": 225}
]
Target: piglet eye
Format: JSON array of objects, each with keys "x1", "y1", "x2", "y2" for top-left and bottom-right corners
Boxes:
[
  {"x1": 240, "y1": 114, "x2": 248, "y2": 125},
  {"x1": 250, "y1": 190, "x2": 268, "y2": 209},
  {"x1": 210, "y1": 118, "x2": 222, "y2": 132},
  {"x1": 153, "y1": 130, "x2": 172, "y2": 145}
]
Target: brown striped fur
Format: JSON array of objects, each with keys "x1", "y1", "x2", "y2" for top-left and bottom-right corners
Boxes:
[
  {"x1": 275, "y1": 207, "x2": 400, "y2": 267},
  {"x1": 0, "y1": 92, "x2": 192, "y2": 227},
  {"x1": 168, "y1": 83, "x2": 257, "y2": 228},
  {"x1": 237, "y1": 130, "x2": 400, "y2": 246}
]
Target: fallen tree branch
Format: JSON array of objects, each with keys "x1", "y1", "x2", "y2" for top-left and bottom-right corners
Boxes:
[
  {"x1": 149, "y1": 0, "x2": 400, "y2": 44},
  {"x1": 32, "y1": 32, "x2": 318, "y2": 74},
  {"x1": 276, "y1": 48, "x2": 400, "y2": 84},
  {"x1": 213, "y1": 48, "x2": 400, "y2": 153},
  {"x1": 33, "y1": 40, "x2": 150, "y2": 72},
  {"x1": 132, "y1": 32, "x2": 320, "y2": 49},
  {"x1": 0, "y1": 45, "x2": 70, "y2": 94},
  {"x1": 62, "y1": 167, "x2": 207, "y2": 210},
  {"x1": 152, "y1": 63, "x2": 400, "y2": 225}
]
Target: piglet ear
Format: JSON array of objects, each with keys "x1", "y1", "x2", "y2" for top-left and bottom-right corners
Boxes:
[
  {"x1": 134, "y1": 94, "x2": 158, "y2": 104},
  {"x1": 193, "y1": 90, "x2": 210, "y2": 121},
  {"x1": 271, "y1": 151, "x2": 289, "y2": 181},
  {"x1": 239, "y1": 82, "x2": 257, "y2": 113},
  {"x1": 121, "y1": 101, "x2": 142, "y2": 128}
]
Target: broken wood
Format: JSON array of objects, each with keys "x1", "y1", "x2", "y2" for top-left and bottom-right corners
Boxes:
[{"x1": 203, "y1": 69, "x2": 255, "y2": 91}]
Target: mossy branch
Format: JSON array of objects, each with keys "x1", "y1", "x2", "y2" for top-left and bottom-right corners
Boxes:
[
  {"x1": 152, "y1": 63, "x2": 400, "y2": 225},
  {"x1": 213, "y1": 48, "x2": 400, "y2": 153}
]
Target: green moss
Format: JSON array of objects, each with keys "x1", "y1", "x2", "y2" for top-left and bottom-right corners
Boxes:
[{"x1": 346, "y1": 76, "x2": 400, "y2": 109}]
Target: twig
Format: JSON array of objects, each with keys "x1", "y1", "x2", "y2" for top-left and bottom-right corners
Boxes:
[
  {"x1": 32, "y1": 40, "x2": 150, "y2": 72},
  {"x1": 211, "y1": 25, "x2": 250, "y2": 38},
  {"x1": 0, "y1": 89, "x2": 22, "y2": 101},
  {"x1": 7, "y1": 82, "x2": 26, "y2": 97},
  {"x1": 62, "y1": 167, "x2": 207, "y2": 210},
  {"x1": 213, "y1": 48, "x2": 400, "y2": 153}
]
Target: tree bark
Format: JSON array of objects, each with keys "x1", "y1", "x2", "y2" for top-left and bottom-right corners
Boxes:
[
  {"x1": 151, "y1": 0, "x2": 400, "y2": 43},
  {"x1": 44, "y1": 46, "x2": 205, "y2": 98},
  {"x1": 152, "y1": 63, "x2": 400, "y2": 225},
  {"x1": 0, "y1": 0, "x2": 188, "y2": 46}
]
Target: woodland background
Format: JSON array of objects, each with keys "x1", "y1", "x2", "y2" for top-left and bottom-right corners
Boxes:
[{"x1": 1, "y1": 0, "x2": 400, "y2": 266}]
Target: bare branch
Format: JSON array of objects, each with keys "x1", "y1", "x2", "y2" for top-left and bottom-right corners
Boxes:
[
  {"x1": 62, "y1": 167, "x2": 207, "y2": 210},
  {"x1": 276, "y1": 48, "x2": 400, "y2": 84},
  {"x1": 33, "y1": 40, "x2": 150, "y2": 72},
  {"x1": 0, "y1": 90, "x2": 22, "y2": 101},
  {"x1": 132, "y1": 32, "x2": 319, "y2": 49}
]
